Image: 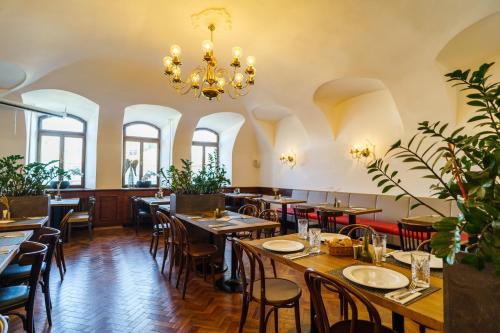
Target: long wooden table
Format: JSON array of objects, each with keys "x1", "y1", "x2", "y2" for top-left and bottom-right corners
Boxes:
[
  {"x1": 0, "y1": 216, "x2": 48, "y2": 232},
  {"x1": 0, "y1": 230, "x2": 34, "y2": 274},
  {"x1": 315, "y1": 204, "x2": 382, "y2": 224},
  {"x1": 244, "y1": 234, "x2": 443, "y2": 333},
  {"x1": 261, "y1": 196, "x2": 307, "y2": 234},
  {"x1": 175, "y1": 211, "x2": 280, "y2": 292},
  {"x1": 402, "y1": 215, "x2": 441, "y2": 226}
]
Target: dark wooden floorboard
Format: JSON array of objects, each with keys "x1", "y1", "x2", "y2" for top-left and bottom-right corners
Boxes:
[{"x1": 7, "y1": 227, "x2": 433, "y2": 332}]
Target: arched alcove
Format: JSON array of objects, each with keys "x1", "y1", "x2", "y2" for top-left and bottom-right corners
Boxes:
[
  {"x1": 123, "y1": 104, "x2": 182, "y2": 169},
  {"x1": 250, "y1": 105, "x2": 292, "y2": 148},
  {"x1": 194, "y1": 112, "x2": 245, "y2": 182},
  {"x1": 21, "y1": 89, "x2": 100, "y2": 188},
  {"x1": 0, "y1": 61, "x2": 26, "y2": 96}
]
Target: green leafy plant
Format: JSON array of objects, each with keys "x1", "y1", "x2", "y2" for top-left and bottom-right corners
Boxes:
[
  {"x1": 160, "y1": 154, "x2": 230, "y2": 195},
  {"x1": 0, "y1": 155, "x2": 60, "y2": 196},
  {"x1": 367, "y1": 63, "x2": 499, "y2": 274}
]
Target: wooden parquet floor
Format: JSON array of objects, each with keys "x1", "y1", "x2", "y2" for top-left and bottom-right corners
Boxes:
[{"x1": 7, "y1": 227, "x2": 438, "y2": 333}]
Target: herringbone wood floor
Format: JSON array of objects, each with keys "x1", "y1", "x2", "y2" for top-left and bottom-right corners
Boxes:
[{"x1": 7, "y1": 227, "x2": 438, "y2": 333}]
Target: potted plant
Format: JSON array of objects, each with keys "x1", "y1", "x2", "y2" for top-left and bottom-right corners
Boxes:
[
  {"x1": 135, "y1": 170, "x2": 156, "y2": 188},
  {"x1": 50, "y1": 168, "x2": 82, "y2": 200},
  {"x1": 366, "y1": 63, "x2": 499, "y2": 333},
  {"x1": 0, "y1": 155, "x2": 59, "y2": 217},
  {"x1": 162, "y1": 154, "x2": 230, "y2": 214}
]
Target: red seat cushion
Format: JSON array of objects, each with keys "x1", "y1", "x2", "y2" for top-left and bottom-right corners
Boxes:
[
  {"x1": 276, "y1": 207, "x2": 294, "y2": 214},
  {"x1": 352, "y1": 218, "x2": 400, "y2": 235}
]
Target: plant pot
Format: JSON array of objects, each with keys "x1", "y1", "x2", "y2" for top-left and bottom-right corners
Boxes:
[
  {"x1": 135, "y1": 180, "x2": 151, "y2": 188},
  {"x1": 50, "y1": 181, "x2": 70, "y2": 189},
  {"x1": 170, "y1": 193, "x2": 225, "y2": 215},
  {"x1": 7, "y1": 195, "x2": 50, "y2": 218},
  {"x1": 444, "y1": 254, "x2": 500, "y2": 333}
]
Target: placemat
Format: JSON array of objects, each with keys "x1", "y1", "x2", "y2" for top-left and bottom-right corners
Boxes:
[
  {"x1": 384, "y1": 256, "x2": 443, "y2": 278},
  {"x1": 236, "y1": 217, "x2": 264, "y2": 224},
  {"x1": 197, "y1": 220, "x2": 235, "y2": 228},
  {"x1": 327, "y1": 265, "x2": 440, "y2": 306}
]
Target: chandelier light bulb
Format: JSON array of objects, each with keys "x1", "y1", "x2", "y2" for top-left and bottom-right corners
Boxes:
[
  {"x1": 234, "y1": 72, "x2": 244, "y2": 83},
  {"x1": 163, "y1": 56, "x2": 173, "y2": 67},
  {"x1": 246, "y1": 56, "x2": 256, "y2": 66},
  {"x1": 217, "y1": 77, "x2": 226, "y2": 87},
  {"x1": 232, "y1": 46, "x2": 243, "y2": 59},
  {"x1": 191, "y1": 73, "x2": 200, "y2": 83},
  {"x1": 201, "y1": 40, "x2": 214, "y2": 53},
  {"x1": 170, "y1": 44, "x2": 182, "y2": 57},
  {"x1": 173, "y1": 67, "x2": 181, "y2": 76}
]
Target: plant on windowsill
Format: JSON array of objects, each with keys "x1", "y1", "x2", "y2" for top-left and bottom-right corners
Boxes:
[
  {"x1": 366, "y1": 63, "x2": 499, "y2": 333},
  {"x1": 51, "y1": 168, "x2": 82, "y2": 200},
  {"x1": 160, "y1": 154, "x2": 230, "y2": 214},
  {"x1": 136, "y1": 170, "x2": 156, "y2": 188}
]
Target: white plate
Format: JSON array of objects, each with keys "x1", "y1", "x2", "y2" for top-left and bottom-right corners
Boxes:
[
  {"x1": 342, "y1": 265, "x2": 409, "y2": 289},
  {"x1": 321, "y1": 233, "x2": 350, "y2": 242},
  {"x1": 262, "y1": 240, "x2": 305, "y2": 253},
  {"x1": 392, "y1": 251, "x2": 443, "y2": 269}
]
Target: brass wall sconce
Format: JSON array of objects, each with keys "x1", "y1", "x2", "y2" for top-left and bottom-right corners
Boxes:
[
  {"x1": 279, "y1": 151, "x2": 296, "y2": 168},
  {"x1": 349, "y1": 143, "x2": 374, "y2": 163}
]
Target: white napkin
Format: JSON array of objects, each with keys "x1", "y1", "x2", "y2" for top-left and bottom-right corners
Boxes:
[
  {"x1": 385, "y1": 288, "x2": 423, "y2": 304},
  {"x1": 283, "y1": 252, "x2": 310, "y2": 260}
]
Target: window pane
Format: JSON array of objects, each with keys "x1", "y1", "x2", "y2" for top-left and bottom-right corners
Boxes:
[
  {"x1": 191, "y1": 145, "x2": 203, "y2": 174},
  {"x1": 125, "y1": 123, "x2": 159, "y2": 138},
  {"x1": 124, "y1": 141, "x2": 141, "y2": 186},
  {"x1": 205, "y1": 146, "x2": 217, "y2": 166},
  {"x1": 193, "y1": 129, "x2": 217, "y2": 143},
  {"x1": 41, "y1": 117, "x2": 84, "y2": 133},
  {"x1": 63, "y1": 137, "x2": 83, "y2": 186},
  {"x1": 142, "y1": 142, "x2": 158, "y2": 185},
  {"x1": 39, "y1": 135, "x2": 60, "y2": 164}
]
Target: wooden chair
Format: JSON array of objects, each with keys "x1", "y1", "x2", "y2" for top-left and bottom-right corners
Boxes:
[
  {"x1": 0, "y1": 227, "x2": 60, "y2": 326},
  {"x1": 244, "y1": 197, "x2": 265, "y2": 213},
  {"x1": 293, "y1": 205, "x2": 317, "y2": 229},
  {"x1": 398, "y1": 222, "x2": 433, "y2": 251},
  {"x1": 56, "y1": 209, "x2": 74, "y2": 281},
  {"x1": 67, "y1": 196, "x2": 95, "y2": 241},
  {"x1": 236, "y1": 204, "x2": 259, "y2": 239},
  {"x1": 149, "y1": 204, "x2": 165, "y2": 259},
  {"x1": 172, "y1": 217, "x2": 218, "y2": 299},
  {"x1": 317, "y1": 210, "x2": 342, "y2": 233},
  {"x1": 157, "y1": 211, "x2": 177, "y2": 278},
  {"x1": 234, "y1": 239, "x2": 302, "y2": 333},
  {"x1": 305, "y1": 268, "x2": 397, "y2": 333},
  {"x1": 338, "y1": 224, "x2": 375, "y2": 239},
  {"x1": 132, "y1": 197, "x2": 151, "y2": 234},
  {"x1": 0, "y1": 241, "x2": 47, "y2": 333},
  {"x1": 258, "y1": 209, "x2": 280, "y2": 238}
]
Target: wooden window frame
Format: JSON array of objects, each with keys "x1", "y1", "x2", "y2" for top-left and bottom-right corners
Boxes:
[
  {"x1": 122, "y1": 121, "x2": 161, "y2": 187},
  {"x1": 192, "y1": 127, "x2": 219, "y2": 168},
  {"x1": 37, "y1": 114, "x2": 87, "y2": 188}
]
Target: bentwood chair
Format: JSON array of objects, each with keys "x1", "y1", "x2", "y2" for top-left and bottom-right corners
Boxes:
[
  {"x1": 293, "y1": 205, "x2": 317, "y2": 229},
  {"x1": 56, "y1": 209, "x2": 74, "y2": 281},
  {"x1": 157, "y1": 211, "x2": 177, "y2": 278},
  {"x1": 132, "y1": 197, "x2": 151, "y2": 234},
  {"x1": 149, "y1": 204, "x2": 165, "y2": 259},
  {"x1": 172, "y1": 217, "x2": 218, "y2": 299},
  {"x1": 236, "y1": 204, "x2": 259, "y2": 239},
  {"x1": 317, "y1": 209, "x2": 342, "y2": 233},
  {"x1": 0, "y1": 241, "x2": 47, "y2": 333},
  {"x1": 305, "y1": 269, "x2": 397, "y2": 333},
  {"x1": 234, "y1": 239, "x2": 302, "y2": 333},
  {"x1": 398, "y1": 222, "x2": 433, "y2": 251},
  {"x1": 0, "y1": 227, "x2": 60, "y2": 326},
  {"x1": 67, "y1": 196, "x2": 95, "y2": 241},
  {"x1": 338, "y1": 224, "x2": 375, "y2": 239}
]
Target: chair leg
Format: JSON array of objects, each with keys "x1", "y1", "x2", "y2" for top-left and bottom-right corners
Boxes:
[
  {"x1": 210, "y1": 256, "x2": 216, "y2": 290},
  {"x1": 294, "y1": 301, "x2": 301, "y2": 333},
  {"x1": 54, "y1": 247, "x2": 64, "y2": 281},
  {"x1": 161, "y1": 242, "x2": 170, "y2": 274},
  {"x1": 88, "y1": 222, "x2": 93, "y2": 240},
  {"x1": 42, "y1": 283, "x2": 52, "y2": 326},
  {"x1": 274, "y1": 307, "x2": 279, "y2": 333},
  {"x1": 149, "y1": 231, "x2": 155, "y2": 254},
  {"x1": 419, "y1": 324, "x2": 426, "y2": 333},
  {"x1": 152, "y1": 234, "x2": 159, "y2": 259},
  {"x1": 270, "y1": 259, "x2": 277, "y2": 278},
  {"x1": 238, "y1": 295, "x2": 250, "y2": 333},
  {"x1": 58, "y1": 242, "x2": 67, "y2": 273},
  {"x1": 176, "y1": 253, "x2": 185, "y2": 289},
  {"x1": 259, "y1": 302, "x2": 266, "y2": 333},
  {"x1": 168, "y1": 245, "x2": 176, "y2": 282},
  {"x1": 26, "y1": 304, "x2": 34, "y2": 333},
  {"x1": 68, "y1": 223, "x2": 72, "y2": 243},
  {"x1": 182, "y1": 256, "x2": 191, "y2": 300}
]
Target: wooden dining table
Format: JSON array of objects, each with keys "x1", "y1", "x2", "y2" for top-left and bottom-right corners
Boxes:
[
  {"x1": 175, "y1": 211, "x2": 280, "y2": 292},
  {"x1": 260, "y1": 196, "x2": 307, "y2": 234},
  {"x1": 140, "y1": 196, "x2": 171, "y2": 206},
  {"x1": 314, "y1": 203, "x2": 382, "y2": 225},
  {"x1": 0, "y1": 216, "x2": 48, "y2": 233},
  {"x1": 0, "y1": 230, "x2": 34, "y2": 274},
  {"x1": 50, "y1": 197, "x2": 80, "y2": 229},
  {"x1": 402, "y1": 215, "x2": 442, "y2": 226},
  {"x1": 244, "y1": 233, "x2": 443, "y2": 333}
]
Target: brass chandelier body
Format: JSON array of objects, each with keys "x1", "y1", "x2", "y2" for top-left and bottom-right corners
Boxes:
[{"x1": 162, "y1": 24, "x2": 256, "y2": 100}]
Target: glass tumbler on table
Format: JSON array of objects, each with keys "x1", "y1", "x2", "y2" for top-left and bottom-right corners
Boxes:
[
  {"x1": 298, "y1": 219, "x2": 308, "y2": 239},
  {"x1": 411, "y1": 251, "x2": 431, "y2": 288},
  {"x1": 372, "y1": 233, "x2": 387, "y2": 266},
  {"x1": 309, "y1": 228, "x2": 321, "y2": 254}
]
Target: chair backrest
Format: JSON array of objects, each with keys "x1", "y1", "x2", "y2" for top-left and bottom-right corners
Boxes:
[
  {"x1": 398, "y1": 222, "x2": 433, "y2": 251},
  {"x1": 338, "y1": 224, "x2": 375, "y2": 238},
  {"x1": 150, "y1": 204, "x2": 160, "y2": 227},
  {"x1": 294, "y1": 206, "x2": 314, "y2": 222},
  {"x1": 37, "y1": 227, "x2": 60, "y2": 280},
  {"x1": 304, "y1": 268, "x2": 383, "y2": 333},
  {"x1": 59, "y1": 209, "x2": 75, "y2": 240},
  {"x1": 171, "y1": 216, "x2": 190, "y2": 252},
  {"x1": 259, "y1": 209, "x2": 279, "y2": 222},
  {"x1": 233, "y1": 239, "x2": 267, "y2": 302},
  {"x1": 88, "y1": 196, "x2": 96, "y2": 223},
  {"x1": 17, "y1": 241, "x2": 47, "y2": 314},
  {"x1": 416, "y1": 239, "x2": 432, "y2": 253},
  {"x1": 316, "y1": 210, "x2": 341, "y2": 232},
  {"x1": 156, "y1": 211, "x2": 174, "y2": 243},
  {"x1": 238, "y1": 204, "x2": 258, "y2": 217}
]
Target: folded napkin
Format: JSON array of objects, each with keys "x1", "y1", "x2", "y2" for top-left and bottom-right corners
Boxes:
[
  {"x1": 0, "y1": 245, "x2": 15, "y2": 254},
  {"x1": 385, "y1": 288, "x2": 425, "y2": 304},
  {"x1": 283, "y1": 252, "x2": 310, "y2": 260},
  {"x1": 185, "y1": 215, "x2": 204, "y2": 219}
]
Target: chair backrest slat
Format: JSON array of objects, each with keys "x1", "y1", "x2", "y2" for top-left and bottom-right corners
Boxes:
[
  {"x1": 398, "y1": 222, "x2": 433, "y2": 251},
  {"x1": 238, "y1": 204, "x2": 258, "y2": 217}
]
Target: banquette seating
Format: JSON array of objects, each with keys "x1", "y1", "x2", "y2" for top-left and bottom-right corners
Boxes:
[{"x1": 275, "y1": 189, "x2": 456, "y2": 246}]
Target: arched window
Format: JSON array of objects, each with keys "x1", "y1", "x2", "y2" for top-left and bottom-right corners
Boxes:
[
  {"x1": 37, "y1": 115, "x2": 86, "y2": 187},
  {"x1": 191, "y1": 128, "x2": 219, "y2": 172},
  {"x1": 123, "y1": 122, "x2": 160, "y2": 187}
]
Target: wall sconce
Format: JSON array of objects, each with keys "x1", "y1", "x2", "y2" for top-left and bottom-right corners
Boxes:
[
  {"x1": 349, "y1": 143, "x2": 374, "y2": 163},
  {"x1": 279, "y1": 151, "x2": 296, "y2": 168}
]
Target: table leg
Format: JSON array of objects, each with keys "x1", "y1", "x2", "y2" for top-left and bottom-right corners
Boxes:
[
  {"x1": 348, "y1": 214, "x2": 356, "y2": 225},
  {"x1": 215, "y1": 234, "x2": 243, "y2": 293},
  {"x1": 280, "y1": 204, "x2": 288, "y2": 235},
  {"x1": 392, "y1": 312, "x2": 405, "y2": 333},
  {"x1": 309, "y1": 295, "x2": 319, "y2": 333}
]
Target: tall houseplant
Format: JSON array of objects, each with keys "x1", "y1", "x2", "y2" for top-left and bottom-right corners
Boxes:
[{"x1": 367, "y1": 63, "x2": 499, "y2": 333}]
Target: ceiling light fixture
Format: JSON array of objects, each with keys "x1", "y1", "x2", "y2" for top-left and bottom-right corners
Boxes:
[{"x1": 162, "y1": 23, "x2": 256, "y2": 101}]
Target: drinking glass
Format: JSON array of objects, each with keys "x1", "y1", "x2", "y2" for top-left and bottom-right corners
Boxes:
[
  {"x1": 309, "y1": 228, "x2": 321, "y2": 254},
  {"x1": 411, "y1": 251, "x2": 430, "y2": 288},
  {"x1": 298, "y1": 219, "x2": 308, "y2": 239},
  {"x1": 372, "y1": 233, "x2": 387, "y2": 266}
]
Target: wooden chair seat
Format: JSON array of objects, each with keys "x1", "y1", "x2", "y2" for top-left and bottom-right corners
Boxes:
[
  {"x1": 0, "y1": 285, "x2": 29, "y2": 309},
  {"x1": 187, "y1": 243, "x2": 218, "y2": 257},
  {"x1": 0, "y1": 262, "x2": 46, "y2": 286},
  {"x1": 251, "y1": 278, "x2": 301, "y2": 304},
  {"x1": 68, "y1": 212, "x2": 89, "y2": 223},
  {"x1": 330, "y1": 320, "x2": 397, "y2": 333}
]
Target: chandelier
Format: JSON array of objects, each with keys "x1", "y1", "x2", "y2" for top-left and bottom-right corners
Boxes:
[{"x1": 162, "y1": 23, "x2": 256, "y2": 101}]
